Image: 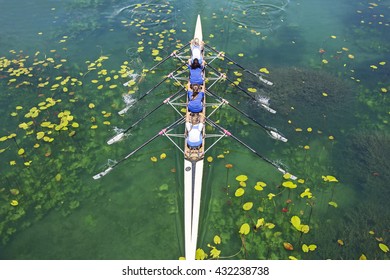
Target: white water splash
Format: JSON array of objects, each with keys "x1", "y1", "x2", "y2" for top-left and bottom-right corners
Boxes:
[
  {"x1": 256, "y1": 95, "x2": 270, "y2": 105},
  {"x1": 123, "y1": 94, "x2": 136, "y2": 106},
  {"x1": 113, "y1": 126, "x2": 124, "y2": 134}
]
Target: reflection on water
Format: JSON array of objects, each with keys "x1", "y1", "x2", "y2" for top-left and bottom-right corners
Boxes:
[{"x1": 0, "y1": 0, "x2": 389, "y2": 260}]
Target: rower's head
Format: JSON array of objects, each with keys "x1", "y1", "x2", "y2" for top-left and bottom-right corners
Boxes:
[
  {"x1": 191, "y1": 58, "x2": 201, "y2": 69},
  {"x1": 192, "y1": 84, "x2": 199, "y2": 93}
]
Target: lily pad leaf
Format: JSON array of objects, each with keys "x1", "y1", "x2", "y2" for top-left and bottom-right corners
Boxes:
[
  {"x1": 329, "y1": 201, "x2": 338, "y2": 208},
  {"x1": 236, "y1": 175, "x2": 248, "y2": 182},
  {"x1": 239, "y1": 223, "x2": 250, "y2": 235},
  {"x1": 242, "y1": 202, "x2": 253, "y2": 211},
  {"x1": 379, "y1": 243, "x2": 389, "y2": 253},
  {"x1": 235, "y1": 188, "x2": 245, "y2": 197}
]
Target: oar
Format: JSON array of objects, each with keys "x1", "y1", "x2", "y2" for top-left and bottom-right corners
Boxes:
[
  {"x1": 118, "y1": 63, "x2": 187, "y2": 115},
  {"x1": 205, "y1": 44, "x2": 273, "y2": 86},
  {"x1": 108, "y1": 88, "x2": 185, "y2": 145},
  {"x1": 206, "y1": 118, "x2": 297, "y2": 179},
  {"x1": 149, "y1": 42, "x2": 190, "y2": 71},
  {"x1": 206, "y1": 63, "x2": 276, "y2": 114},
  {"x1": 206, "y1": 89, "x2": 287, "y2": 142},
  {"x1": 93, "y1": 117, "x2": 185, "y2": 180}
]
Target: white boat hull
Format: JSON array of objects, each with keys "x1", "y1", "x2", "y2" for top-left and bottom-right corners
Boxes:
[{"x1": 184, "y1": 14, "x2": 204, "y2": 260}]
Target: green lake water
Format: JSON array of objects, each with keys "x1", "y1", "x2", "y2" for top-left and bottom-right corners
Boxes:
[{"x1": 0, "y1": 0, "x2": 389, "y2": 260}]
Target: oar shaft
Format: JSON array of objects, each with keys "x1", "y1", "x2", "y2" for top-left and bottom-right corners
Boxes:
[
  {"x1": 206, "y1": 89, "x2": 268, "y2": 131},
  {"x1": 206, "y1": 118, "x2": 293, "y2": 177},
  {"x1": 205, "y1": 44, "x2": 273, "y2": 86},
  {"x1": 124, "y1": 88, "x2": 184, "y2": 134},
  {"x1": 149, "y1": 42, "x2": 190, "y2": 71},
  {"x1": 206, "y1": 63, "x2": 256, "y2": 101},
  {"x1": 94, "y1": 117, "x2": 184, "y2": 179}
]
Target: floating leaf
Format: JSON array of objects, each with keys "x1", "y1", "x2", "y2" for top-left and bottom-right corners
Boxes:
[
  {"x1": 195, "y1": 248, "x2": 208, "y2": 260},
  {"x1": 254, "y1": 185, "x2": 264, "y2": 191},
  {"x1": 150, "y1": 156, "x2": 157, "y2": 162},
  {"x1": 359, "y1": 254, "x2": 367, "y2": 260},
  {"x1": 301, "y1": 225, "x2": 310, "y2": 233},
  {"x1": 288, "y1": 256, "x2": 298, "y2": 260},
  {"x1": 239, "y1": 181, "x2": 246, "y2": 187},
  {"x1": 300, "y1": 188, "x2": 313, "y2": 198},
  {"x1": 235, "y1": 188, "x2": 245, "y2": 197},
  {"x1": 213, "y1": 235, "x2": 221, "y2": 245},
  {"x1": 282, "y1": 181, "x2": 297, "y2": 189},
  {"x1": 267, "y1": 193, "x2": 275, "y2": 200},
  {"x1": 160, "y1": 153, "x2": 166, "y2": 159},
  {"x1": 242, "y1": 202, "x2": 253, "y2": 211},
  {"x1": 10, "y1": 200, "x2": 19, "y2": 206},
  {"x1": 55, "y1": 173, "x2": 61, "y2": 181},
  {"x1": 328, "y1": 201, "x2": 338, "y2": 208},
  {"x1": 265, "y1": 223, "x2": 275, "y2": 229},
  {"x1": 259, "y1": 67, "x2": 269, "y2": 74},
  {"x1": 284, "y1": 242, "x2": 294, "y2": 251},
  {"x1": 210, "y1": 247, "x2": 221, "y2": 259},
  {"x1": 302, "y1": 244, "x2": 309, "y2": 253},
  {"x1": 10, "y1": 189, "x2": 19, "y2": 195},
  {"x1": 18, "y1": 148, "x2": 25, "y2": 155},
  {"x1": 322, "y1": 175, "x2": 339, "y2": 182},
  {"x1": 291, "y1": 216, "x2": 301, "y2": 230},
  {"x1": 283, "y1": 173, "x2": 291, "y2": 179},
  {"x1": 207, "y1": 156, "x2": 213, "y2": 163},
  {"x1": 36, "y1": 132, "x2": 45, "y2": 140},
  {"x1": 308, "y1": 244, "x2": 317, "y2": 251},
  {"x1": 239, "y1": 223, "x2": 250, "y2": 235},
  {"x1": 88, "y1": 103, "x2": 95, "y2": 109},
  {"x1": 247, "y1": 88, "x2": 257, "y2": 93},
  {"x1": 337, "y1": 239, "x2": 344, "y2": 246},
  {"x1": 379, "y1": 243, "x2": 389, "y2": 253},
  {"x1": 236, "y1": 175, "x2": 248, "y2": 182},
  {"x1": 256, "y1": 218, "x2": 265, "y2": 229}
]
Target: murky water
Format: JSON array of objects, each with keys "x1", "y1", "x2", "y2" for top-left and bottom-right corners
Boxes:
[{"x1": 0, "y1": 0, "x2": 389, "y2": 260}]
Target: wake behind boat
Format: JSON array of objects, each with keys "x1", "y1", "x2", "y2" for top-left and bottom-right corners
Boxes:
[{"x1": 93, "y1": 15, "x2": 296, "y2": 260}]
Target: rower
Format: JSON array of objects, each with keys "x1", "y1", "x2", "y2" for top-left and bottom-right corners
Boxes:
[
  {"x1": 190, "y1": 38, "x2": 204, "y2": 64},
  {"x1": 188, "y1": 58, "x2": 205, "y2": 85},
  {"x1": 185, "y1": 113, "x2": 205, "y2": 149},
  {"x1": 187, "y1": 83, "x2": 204, "y2": 113}
]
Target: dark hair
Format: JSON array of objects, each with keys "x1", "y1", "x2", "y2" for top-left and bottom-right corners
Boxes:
[
  {"x1": 192, "y1": 84, "x2": 199, "y2": 93},
  {"x1": 191, "y1": 58, "x2": 201, "y2": 69}
]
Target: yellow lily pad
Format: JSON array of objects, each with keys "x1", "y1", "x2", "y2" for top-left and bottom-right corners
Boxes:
[
  {"x1": 36, "y1": 132, "x2": 45, "y2": 140},
  {"x1": 328, "y1": 201, "x2": 338, "y2": 208},
  {"x1": 18, "y1": 148, "x2": 25, "y2": 155},
  {"x1": 379, "y1": 243, "x2": 389, "y2": 253},
  {"x1": 239, "y1": 223, "x2": 250, "y2": 235},
  {"x1": 10, "y1": 200, "x2": 19, "y2": 206},
  {"x1": 242, "y1": 202, "x2": 253, "y2": 211},
  {"x1": 235, "y1": 188, "x2": 245, "y2": 197},
  {"x1": 282, "y1": 181, "x2": 297, "y2": 189},
  {"x1": 256, "y1": 218, "x2": 265, "y2": 228},
  {"x1": 213, "y1": 235, "x2": 221, "y2": 245},
  {"x1": 236, "y1": 175, "x2": 248, "y2": 182}
]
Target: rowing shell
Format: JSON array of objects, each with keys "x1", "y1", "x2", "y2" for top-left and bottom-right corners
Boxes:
[{"x1": 184, "y1": 15, "x2": 204, "y2": 260}]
